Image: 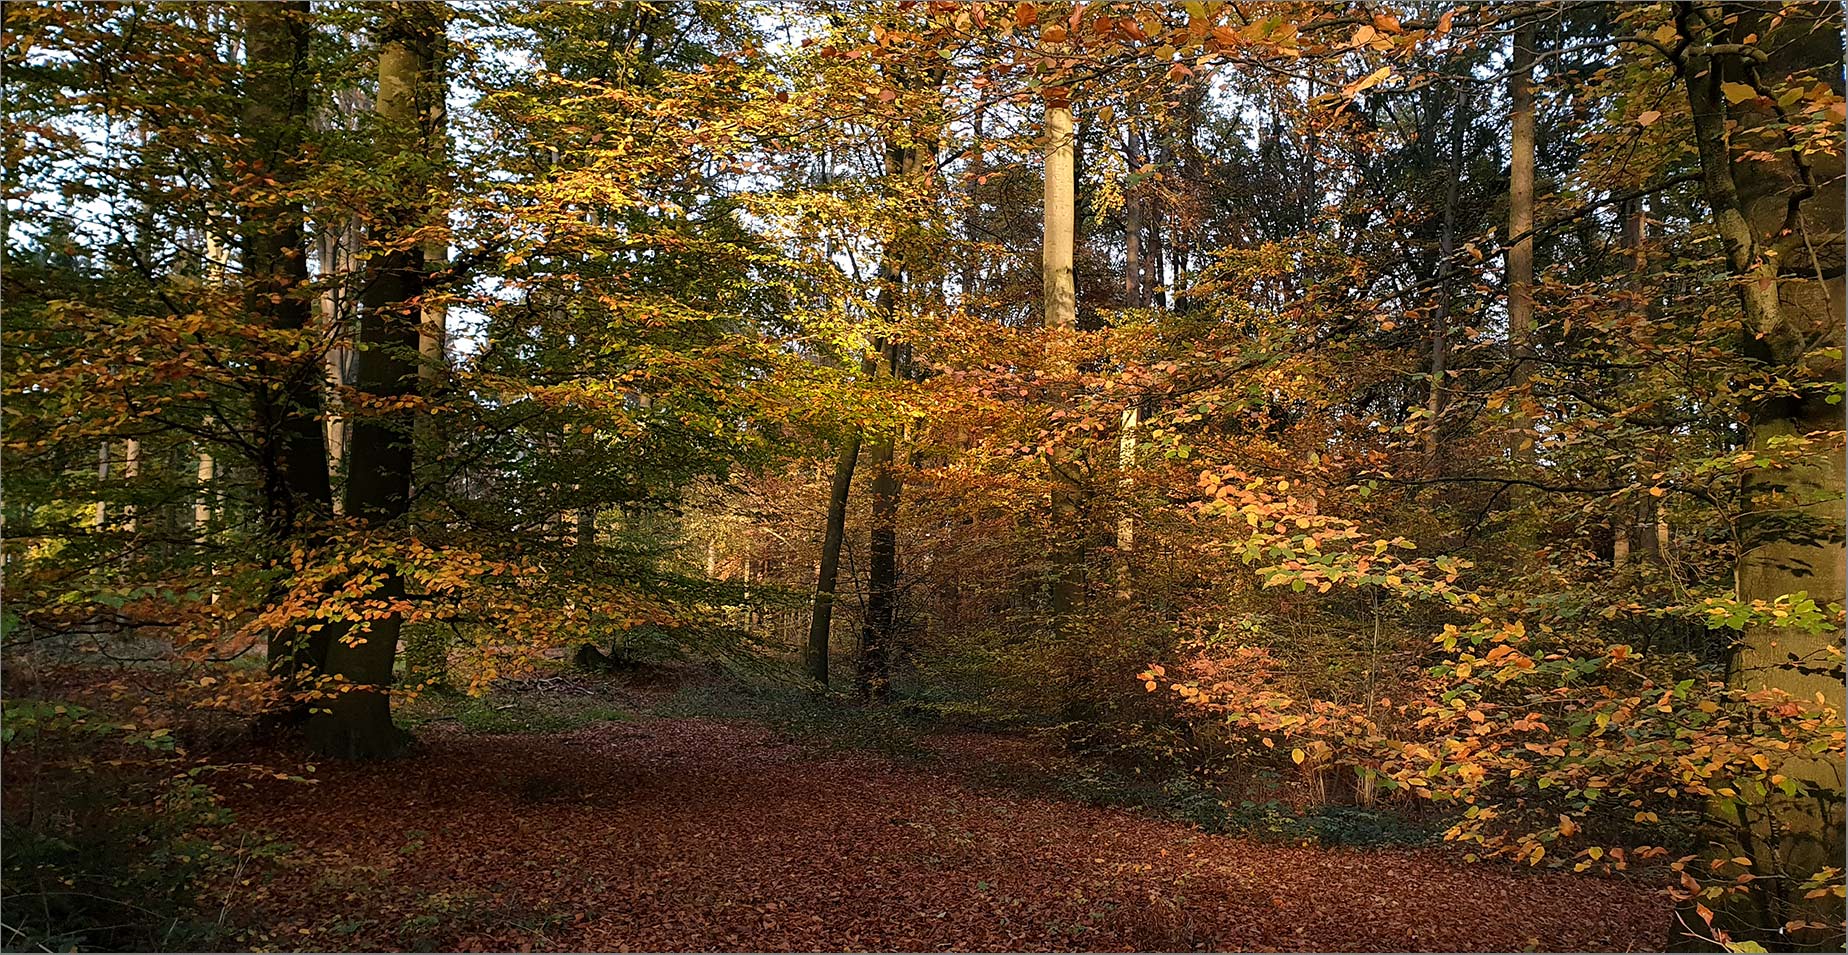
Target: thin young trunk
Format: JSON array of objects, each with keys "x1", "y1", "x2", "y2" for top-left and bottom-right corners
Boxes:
[
  {"x1": 1115, "y1": 401, "x2": 1139, "y2": 595},
  {"x1": 1506, "y1": 18, "x2": 1536, "y2": 460},
  {"x1": 805, "y1": 431, "x2": 860, "y2": 687},
  {"x1": 310, "y1": 3, "x2": 442, "y2": 759},
  {"x1": 1672, "y1": 4, "x2": 1845, "y2": 944}
]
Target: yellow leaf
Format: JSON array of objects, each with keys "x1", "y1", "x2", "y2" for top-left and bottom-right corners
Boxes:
[
  {"x1": 1343, "y1": 66, "x2": 1392, "y2": 98},
  {"x1": 1722, "y1": 81, "x2": 1758, "y2": 105},
  {"x1": 1291, "y1": 748, "x2": 1306, "y2": 765},
  {"x1": 1751, "y1": 753, "x2": 1771, "y2": 771}
]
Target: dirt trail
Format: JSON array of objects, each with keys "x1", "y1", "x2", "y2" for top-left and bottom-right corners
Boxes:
[{"x1": 230, "y1": 717, "x2": 1669, "y2": 952}]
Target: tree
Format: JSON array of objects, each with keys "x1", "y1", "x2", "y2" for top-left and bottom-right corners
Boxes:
[
  {"x1": 1671, "y1": 2, "x2": 1845, "y2": 941},
  {"x1": 1506, "y1": 13, "x2": 1536, "y2": 460},
  {"x1": 804, "y1": 430, "x2": 860, "y2": 686},
  {"x1": 308, "y1": 1, "x2": 445, "y2": 759},
  {"x1": 238, "y1": 0, "x2": 338, "y2": 692}
]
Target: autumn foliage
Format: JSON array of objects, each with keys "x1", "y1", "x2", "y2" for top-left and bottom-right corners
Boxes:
[{"x1": 3, "y1": 1, "x2": 1844, "y2": 951}]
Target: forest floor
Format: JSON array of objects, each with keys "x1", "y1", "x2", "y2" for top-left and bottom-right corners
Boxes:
[{"x1": 208, "y1": 668, "x2": 1675, "y2": 953}]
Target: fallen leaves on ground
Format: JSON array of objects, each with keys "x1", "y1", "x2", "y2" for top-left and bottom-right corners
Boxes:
[{"x1": 227, "y1": 717, "x2": 1670, "y2": 952}]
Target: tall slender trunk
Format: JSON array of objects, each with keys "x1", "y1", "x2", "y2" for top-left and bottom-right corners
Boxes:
[
  {"x1": 1506, "y1": 17, "x2": 1536, "y2": 461},
  {"x1": 1117, "y1": 126, "x2": 1145, "y2": 591},
  {"x1": 1506, "y1": 18, "x2": 1537, "y2": 461},
  {"x1": 1672, "y1": 4, "x2": 1845, "y2": 944},
  {"x1": 805, "y1": 430, "x2": 860, "y2": 687},
  {"x1": 310, "y1": 3, "x2": 442, "y2": 759},
  {"x1": 1123, "y1": 129, "x2": 1143, "y2": 309},
  {"x1": 963, "y1": 106, "x2": 985, "y2": 308},
  {"x1": 1614, "y1": 199, "x2": 1656, "y2": 570},
  {"x1": 1425, "y1": 89, "x2": 1471, "y2": 465}
]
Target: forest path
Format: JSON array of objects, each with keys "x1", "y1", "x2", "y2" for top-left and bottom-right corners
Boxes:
[{"x1": 232, "y1": 716, "x2": 1669, "y2": 952}]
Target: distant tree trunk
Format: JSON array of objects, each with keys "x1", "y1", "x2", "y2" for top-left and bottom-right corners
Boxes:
[
  {"x1": 94, "y1": 443, "x2": 109, "y2": 526},
  {"x1": 119, "y1": 439, "x2": 140, "y2": 532},
  {"x1": 320, "y1": 218, "x2": 360, "y2": 508},
  {"x1": 1117, "y1": 126, "x2": 1145, "y2": 591},
  {"x1": 194, "y1": 442, "x2": 216, "y2": 538},
  {"x1": 1123, "y1": 129, "x2": 1143, "y2": 309},
  {"x1": 1425, "y1": 89, "x2": 1471, "y2": 466},
  {"x1": 1672, "y1": 4, "x2": 1845, "y2": 945},
  {"x1": 805, "y1": 431, "x2": 860, "y2": 687},
  {"x1": 962, "y1": 106, "x2": 985, "y2": 308},
  {"x1": 1506, "y1": 17, "x2": 1536, "y2": 460},
  {"x1": 415, "y1": 33, "x2": 447, "y2": 509},
  {"x1": 1140, "y1": 128, "x2": 1167, "y2": 310},
  {"x1": 240, "y1": 0, "x2": 336, "y2": 689},
  {"x1": 1614, "y1": 199, "x2": 1656, "y2": 571},
  {"x1": 309, "y1": 2, "x2": 442, "y2": 759}
]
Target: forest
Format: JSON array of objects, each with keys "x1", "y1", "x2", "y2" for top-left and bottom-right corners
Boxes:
[{"x1": 1, "y1": 1, "x2": 1843, "y2": 952}]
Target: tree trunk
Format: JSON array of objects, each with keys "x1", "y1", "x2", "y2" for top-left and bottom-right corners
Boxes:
[
  {"x1": 1506, "y1": 17, "x2": 1536, "y2": 460},
  {"x1": 320, "y1": 218, "x2": 360, "y2": 509},
  {"x1": 963, "y1": 105, "x2": 984, "y2": 308},
  {"x1": 1123, "y1": 129, "x2": 1143, "y2": 309},
  {"x1": 805, "y1": 431, "x2": 860, "y2": 687},
  {"x1": 1042, "y1": 89, "x2": 1083, "y2": 615},
  {"x1": 1117, "y1": 126, "x2": 1145, "y2": 591},
  {"x1": 1141, "y1": 127, "x2": 1167, "y2": 310},
  {"x1": 1043, "y1": 94, "x2": 1076, "y2": 332},
  {"x1": 240, "y1": 0, "x2": 337, "y2": 689},
  {"x1": 1673, "y1": 3, "x2": 1845, "y2": 945},
  {"x1": 856, "y1": 401, "x2": 898, "y2": 702},
  {"x1": 1425, "y1": 88, "x2": 1470, "y2": 466},
  {"x1": 309, "y1": 2, "x2": 442, "y2": 759}
]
